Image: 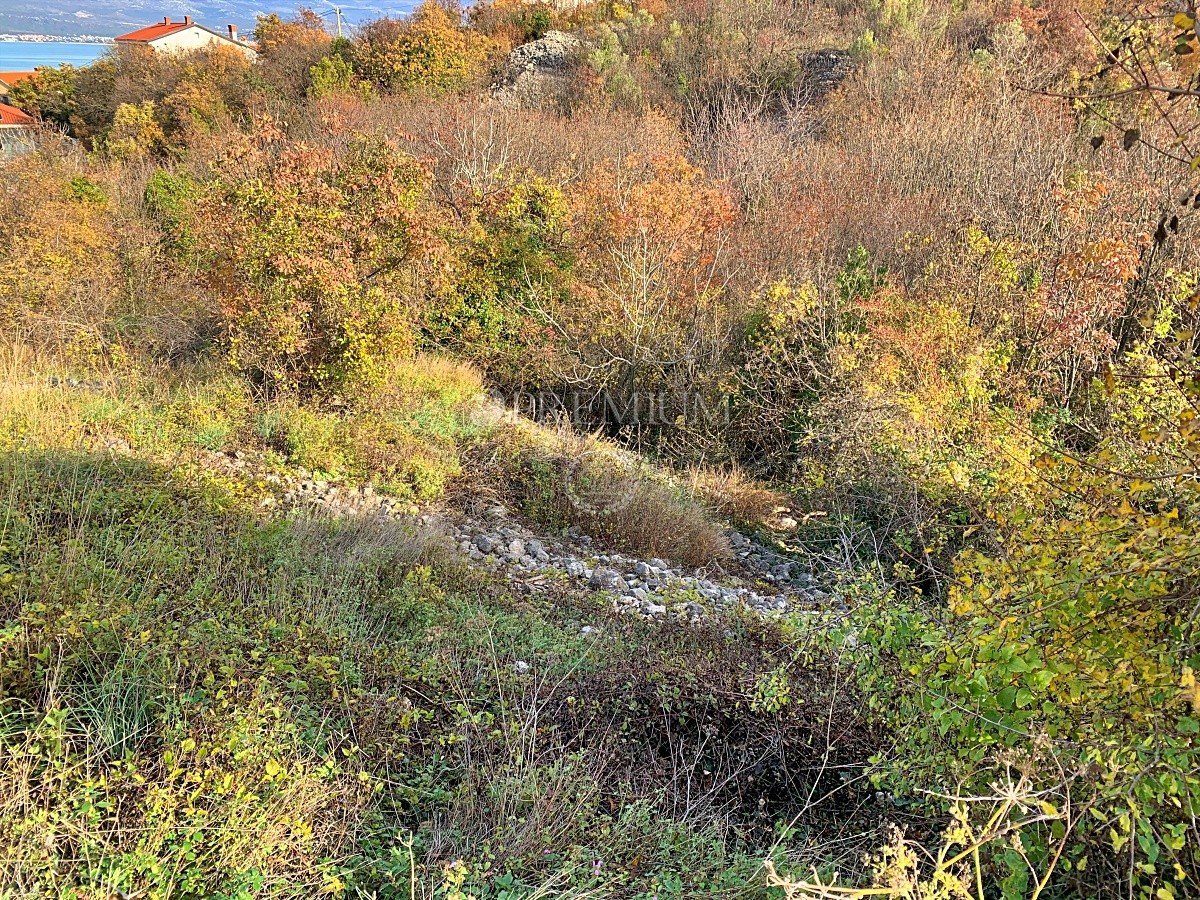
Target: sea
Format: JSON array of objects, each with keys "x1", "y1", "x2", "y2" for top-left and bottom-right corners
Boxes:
[{"x1": 0, "y1": 40, "x2": 110, "y2": 70}]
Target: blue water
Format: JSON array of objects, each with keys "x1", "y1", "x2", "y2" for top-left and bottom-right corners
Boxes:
[{"x1": 0, "y1": 41, "x2": 109, "y2": 70}]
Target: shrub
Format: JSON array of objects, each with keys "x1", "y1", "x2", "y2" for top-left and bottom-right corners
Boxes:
[
  {"x1": 352, "y1": 3, "x2": 494, "y2": 94},
  {"x1": 308, "y1": 53, "x2": 361, "y2": 100},
  {"x1": 423, "y1": 173, "x2": 573, "y2": 385},
  {"x1": 192, "y1": 129, "x2": 437, "y2": 396},
  {"x1": 686, "y1": 466, "x2": 785, "y2": 526},
  {"x1": 254, "y1": 10, "x2": 333, "y2": 100},
  {"x1": 99, "y1": 100, "x2": 164, "y2": 159},
  {"x1": 546, "y1": 152, "x2": 740, "y2": 435},
  {"x1": 0, "y1": 153, "x2": 123, "y2": 351}
]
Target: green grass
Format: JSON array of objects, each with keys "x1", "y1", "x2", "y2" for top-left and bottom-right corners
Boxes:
[
  {"x1": 0, "y1": 350, "x2": 876, "y2": 896},
  {"x1": 0, "y1": 445, "x2": 874, "y2": 897}
]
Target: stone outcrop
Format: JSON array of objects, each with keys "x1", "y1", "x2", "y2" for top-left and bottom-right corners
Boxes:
[
  {"x1": 492, "y1": 30, "x2": 582, "y2": 107},
  {"x1": 796, "y1": 48, "x2": 853, "y2": 104}
]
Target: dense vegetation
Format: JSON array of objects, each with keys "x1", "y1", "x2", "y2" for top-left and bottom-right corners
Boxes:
[{"x1": 3, "y1": 0, "x2": 1200, "y2": 896}]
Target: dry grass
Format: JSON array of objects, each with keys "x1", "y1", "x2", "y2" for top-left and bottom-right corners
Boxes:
[
  {"x1": 686, "y1": 465, "x2": 787, "y2": 526},
  {"x1": 471, "y1": 419, "x2": 733, "y2": 568}
]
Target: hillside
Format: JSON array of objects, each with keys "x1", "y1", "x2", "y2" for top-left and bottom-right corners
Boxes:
[{"x1": 2, "y1": 1, "x2": 1199, "y2": 898}]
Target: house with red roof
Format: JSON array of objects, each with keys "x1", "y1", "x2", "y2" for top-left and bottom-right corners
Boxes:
[
  {"x1": 0, "y1": 101, "x2": 35, "y2": 161},
  {"x1": 115, "y1": 16, "x2": 257, "y2": 58},
  {"x1": 0, "y1": 71, "x2": 37, "y2": 103}
]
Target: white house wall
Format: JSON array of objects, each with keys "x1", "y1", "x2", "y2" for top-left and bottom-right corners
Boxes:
[{"x1": 145, "y1": 26, "x2": 256, "y2": 59}]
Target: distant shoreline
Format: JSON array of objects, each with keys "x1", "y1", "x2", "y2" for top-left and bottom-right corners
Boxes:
[{"x1": 0, "y1": 35, "x2": 114, "y2": 44}]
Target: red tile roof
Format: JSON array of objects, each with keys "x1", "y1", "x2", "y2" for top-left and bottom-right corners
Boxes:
[
  {"x1": 0, "y1": 102, "x2": 34, "y2": 126},
  {"x1": 0, "y1": 72, "x2": 37, "y2": 86},
  {"x1": 116, "y1": 20, "x2": 192, "y2": 42}
]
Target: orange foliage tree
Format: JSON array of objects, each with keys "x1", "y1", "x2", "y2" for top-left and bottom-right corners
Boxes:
[
  {"x1": 352, "y1": 3, "x2": 494, "y2": 94},
  {"x1": 189, "y1": 121, "x2": 440, "y2": 395},
  {"x1": 254, "y1": 10, "x2": 334, "y2": 100},
  {"x1": 550, "y1": 152, "x2": 740, "y2": 418}
]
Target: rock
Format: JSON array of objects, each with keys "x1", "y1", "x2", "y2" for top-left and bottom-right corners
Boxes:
[
  {"x1": 508, "y1": 539, "x2": 525, "y2": 557},
  {"x1": 642, "y1": 602, "x2": 667, "y2": 616},
  {"x1": 475, "y1": 535, "x2": 496, "y2": 554},
  {"x1": 633, "y1": 561, "x2": 651, "y2": 577},
  {"x1": 486, "y1": 505, "x2": 508, "y2": 520},
  {"x1": 797, "y1": 48, "x2": 852, "y2": 103},
  {"x1": 492, "y1": 30, "x2": 582, "y2": 107},
  {"x1": 589, "y1": 567, "x2": 625, "y2": 592},
  {"x1": 512, "y1": 660, "x2": 531, "y2": 675},
  {"x1": 566, "y1": 559, "x2": 587, "y2": 579}
]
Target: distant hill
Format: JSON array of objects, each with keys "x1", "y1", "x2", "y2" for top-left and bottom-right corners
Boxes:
[{"x1": 0, "y1": 0, "x2": 419, "y2": 39}]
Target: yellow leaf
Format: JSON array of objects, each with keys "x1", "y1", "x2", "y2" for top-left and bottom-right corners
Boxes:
[
  {"x1": 1174, "y1": 12, "x2": 1194, "y2": 30},
  {"x1": 1039, "y1": 800, "x2": 1060, "y2": 817}
]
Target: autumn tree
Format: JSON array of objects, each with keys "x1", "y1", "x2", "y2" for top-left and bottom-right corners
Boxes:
[
  {"x1": 546, "y1": 151, "x2": 740, "y2": 428},
  {"x1": 351, "y1": 2, "x2": 494, "y2": 93},
  {"x1": 189, "y1": 123, "x2": 439, "y2": 395},
  {"x1": 254, "y1": 10, "x2": 333, "y2": 100},
  {"x1": 8, "y1": 65, "x2": 79, "y2": 132}
]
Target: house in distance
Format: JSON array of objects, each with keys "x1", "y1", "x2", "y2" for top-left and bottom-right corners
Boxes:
[
  {"x1": 0, "y1": 101, "x2": 35, "y2": 160},
  {"x1": 115, "y1": 17, "x2": 257, "y2": 58},
  {"x1": 0, "y1": 72, "x2": 37, "y2": 105}
]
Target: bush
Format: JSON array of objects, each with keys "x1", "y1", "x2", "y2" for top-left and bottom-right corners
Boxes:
[
  {"x1": 192, "y1": 130, "x2": 436, "y2": 396},
  {"x1": 423, "y1": 173, "x2": 573, "y2": 385},
  {"x1": 352, "y1": 3, "x2": 494, "y2": 94},
  {"x1": 99, "y1": 100, "x2": 164, "y2": 160},
  {"x1": 0, "y1": 153, "x2": 123, "y2": 351},
  {"x1": 255, "y1": 10, "x2": 333, "y2": 100}
]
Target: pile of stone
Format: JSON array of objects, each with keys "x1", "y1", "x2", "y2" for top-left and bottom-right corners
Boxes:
[
  {"x1": 445, "y1": 505, "x2": 841, "y2": 623},
  {"x1": 200, "y1": 449, "x2": 842, "y2": 625},
  {"x1": 491, "y1": 30, "x2": 582, "y2": 107}
]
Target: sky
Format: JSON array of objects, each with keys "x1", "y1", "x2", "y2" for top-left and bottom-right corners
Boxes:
[{"x1": 0, "y1": 0, "x2": 422, "y2": 39}]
